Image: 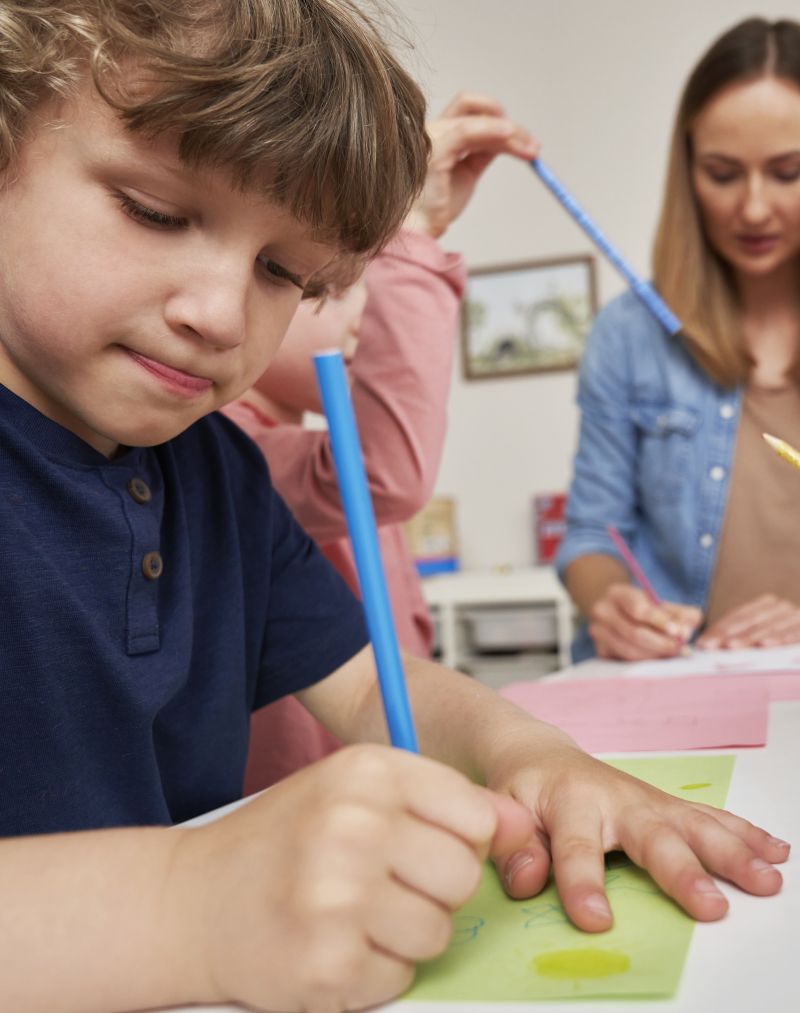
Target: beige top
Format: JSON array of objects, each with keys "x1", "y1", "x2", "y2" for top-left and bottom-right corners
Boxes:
[{"x1": 705, "y1": 383, "x2": 800, "y2": 625}]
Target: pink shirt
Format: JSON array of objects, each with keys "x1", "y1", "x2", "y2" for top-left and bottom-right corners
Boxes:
[{"x1": 223, "y1": 230, "x2": 465, "y2": 790}]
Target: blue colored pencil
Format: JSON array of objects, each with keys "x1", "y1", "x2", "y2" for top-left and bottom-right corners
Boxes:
[
  {"x1": 313, "y1": 350, "x2": 419, "y2": 753},
  {"x1": 531, "y1": 158, "x2": 682, "y2": 336}
]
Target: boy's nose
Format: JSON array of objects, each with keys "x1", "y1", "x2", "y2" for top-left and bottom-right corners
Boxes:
[{"x1": 164, "y1": 271, "x2": 248, "y2": 350}]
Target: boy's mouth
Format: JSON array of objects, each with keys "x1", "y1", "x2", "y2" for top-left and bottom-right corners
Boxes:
[{"x1": 125, "y1": 348, "x2": 213, "y2": 395}]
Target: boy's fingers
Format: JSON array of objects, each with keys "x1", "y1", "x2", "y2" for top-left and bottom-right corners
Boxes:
[
  {"x1": 494, "y1": 845, "x2": 552, "y2": 900},
  {"x1": 388, "y1": 814, "x2": 484, "y2": 910},
  {"x1": 618, "y1": 818, "x2": 729, "y2": 921},
  {"x1": 484, "y1": 790, "x2": 537, "y2": 857},
  {"x1": 547, "y1": 808, "x2": 613, "y2": 932},
  {"x1": 386, "y1": 753, "x2": 497, "y2": 847},
  {"x1": 485, "y1": 791, "x2": 551, "y2": 899},
  {"x1": 689, "y1": 803, "x2": 791, "y2": 868},
  {"x1": 336, "y1": 748, "x2": 497, "y2": 850},
  {"x1": 366, "y1": 877, "x2": 454, "y2": 962}
]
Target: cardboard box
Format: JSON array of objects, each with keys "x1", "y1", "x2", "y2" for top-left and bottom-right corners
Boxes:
[{"x1": 404, "y1": 496, "x2": 459, "y2": 576}]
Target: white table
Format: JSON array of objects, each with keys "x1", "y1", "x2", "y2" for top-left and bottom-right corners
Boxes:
[
  {"x1": 421, "y1": 567, "x2": 574, "y2": 670},
  {"x1": 160, "y1": 670, "x2": 799, "y2": 1013}
]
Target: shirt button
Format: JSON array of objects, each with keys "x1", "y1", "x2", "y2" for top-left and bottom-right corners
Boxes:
[
  {"x1": 719, "y1": 404, "x2": 734, "y2": 420},
  {"x1": 709, "y1": 466, "x2": 725, "y2": 481},
  {"x1": 142, "y1": 551, "x2": 163, "y2": 580},
  {"x1": 699, "y1": 533, "x2": 713, "y2": 549},
  {"x1": 128, "y1": 477, "x2": 152, "y2": 504}
]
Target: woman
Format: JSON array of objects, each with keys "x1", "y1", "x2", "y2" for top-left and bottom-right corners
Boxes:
[{"x1": 557, "y1": 18, "x2": 800, "y2": 661}]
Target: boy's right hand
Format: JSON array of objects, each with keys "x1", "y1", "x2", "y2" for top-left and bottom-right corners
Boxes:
[
  {"x1": 172, "y1": 744, "x2": 533, "y2": 1012},
  {"x1": 589, "y1": 583, "x2": 702, "y2": 660}
]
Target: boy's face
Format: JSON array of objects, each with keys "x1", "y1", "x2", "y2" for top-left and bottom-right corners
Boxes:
[{"x1": 0, "y1": 84, "x2": 336, "y2": 456}]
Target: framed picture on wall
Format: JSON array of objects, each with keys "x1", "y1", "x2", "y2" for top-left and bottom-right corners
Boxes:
[{"x1": 461, "y1": 254, "x2": 597, "y2": 380}]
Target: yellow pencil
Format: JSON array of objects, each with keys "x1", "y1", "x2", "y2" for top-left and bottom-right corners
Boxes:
[{"x1": 763, "y1": 432, "x2": 800, "y2": 472}]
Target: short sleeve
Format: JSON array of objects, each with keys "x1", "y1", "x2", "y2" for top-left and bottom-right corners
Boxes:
[{"x1": 255, "y1": 489, "x2": 369, "y2": 707}]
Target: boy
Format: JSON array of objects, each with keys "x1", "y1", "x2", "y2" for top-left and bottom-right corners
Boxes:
[{"x1": 0, "y1": 2, "x2": 788, "y2": 1011}]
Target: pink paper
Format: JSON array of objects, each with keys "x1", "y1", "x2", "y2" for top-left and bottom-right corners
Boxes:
[
  {"x1": 500, "y1": 675, "x2": 769, "y2": 753},
  {"x1": 718, "y1": 672, "x2": 800, "y2": 702}
]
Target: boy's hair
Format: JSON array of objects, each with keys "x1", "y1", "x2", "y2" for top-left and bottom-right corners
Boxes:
[
  {"x1": 0, "y1": 0, "x2": 430, "y2": 294},
  {"x1": 652, "y1": 17, "x2": 800, "y2": 386}
]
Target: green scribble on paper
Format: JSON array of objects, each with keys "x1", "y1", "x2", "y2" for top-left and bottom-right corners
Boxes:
[{"x1": 404, "y1": 754, "x2": 734, "y2": 1001}]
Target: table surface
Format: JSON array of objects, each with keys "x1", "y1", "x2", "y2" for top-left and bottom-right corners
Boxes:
[{"x1": 159, "y1": 673, "x2": 800, "y2": 1013}]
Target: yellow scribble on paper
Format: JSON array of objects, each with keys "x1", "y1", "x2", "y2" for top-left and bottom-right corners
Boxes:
[
  {"x1": 680, "y1": 782, "x2": 712, "y2": 790},
  {"x1": 534, "y1": 947, "x2": 631, "y2": 980}
]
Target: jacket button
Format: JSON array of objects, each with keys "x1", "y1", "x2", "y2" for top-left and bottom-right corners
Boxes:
[
  {"x1": 128, "y1": 477, "x2": 152, "y2": 504},
  {"x1": 142, "y1": 551, "x2": 163, "y2": 580}
]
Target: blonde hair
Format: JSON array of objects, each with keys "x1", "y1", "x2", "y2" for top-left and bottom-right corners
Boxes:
[
  {"x1": 0, "y1": 0, "x2": 430, "y2": 294},
  {"x1": 653, "y1": 17, "x2": 800, "y2": 386}
]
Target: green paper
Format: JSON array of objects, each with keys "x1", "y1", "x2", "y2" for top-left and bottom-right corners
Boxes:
[{"x1": 404, "y1": 754, "x2": 734, "y2": 1002}]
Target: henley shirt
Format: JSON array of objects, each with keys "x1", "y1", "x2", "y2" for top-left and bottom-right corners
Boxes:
[{"x1": 0, "y1": 383, "x2": 369, "y2": 835}]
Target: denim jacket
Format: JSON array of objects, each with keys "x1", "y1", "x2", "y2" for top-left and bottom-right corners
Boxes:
[{"x1": 555, "y1": 290, "x2": 741, "y2": 660}]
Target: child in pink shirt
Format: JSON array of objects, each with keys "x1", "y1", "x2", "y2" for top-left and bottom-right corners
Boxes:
[{"x1": 224, "y1": 94, "x2": 537, "y2": 787}]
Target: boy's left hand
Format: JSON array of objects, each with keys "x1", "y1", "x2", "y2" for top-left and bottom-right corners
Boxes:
[
  {"x1": 404, "y1": 92, "x2": 538, "y2": 239},
  {"x1": 486, "y1": 743, "x2": 789, "y2": 932}
]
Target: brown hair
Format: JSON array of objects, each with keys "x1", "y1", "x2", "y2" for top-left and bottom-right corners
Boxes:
[
  {"x1": 652, "y1": 17, "x2": 800, "y2": 386},
  {"x1": 0, "y1": 0, "x2": 430, "y2": 294}
]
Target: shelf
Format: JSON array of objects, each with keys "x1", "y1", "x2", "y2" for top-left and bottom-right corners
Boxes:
[{"x1": 422, "y1": 566, "x2": 575, "y2": 672}]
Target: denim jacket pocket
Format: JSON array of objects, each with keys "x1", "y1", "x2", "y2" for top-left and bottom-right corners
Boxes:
[{"x1": 630, "y1": 403, "x2": 699, "y2": 505}]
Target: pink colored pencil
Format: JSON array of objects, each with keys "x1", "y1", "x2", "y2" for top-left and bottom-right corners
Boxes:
[{"x1": 606, "y1": 524, "x2": 661, "y2": 606}]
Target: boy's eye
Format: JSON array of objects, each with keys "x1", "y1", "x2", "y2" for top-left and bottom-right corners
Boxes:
[
  {"x1": 773, "y1": 168, "x2": 800, "y2": 183},
  {"x1": 259, "y1": 257, "x2": 304, "y2": 291},
  {"x1": 116, "y1": 193, "x2": 187, "y2": 229}
]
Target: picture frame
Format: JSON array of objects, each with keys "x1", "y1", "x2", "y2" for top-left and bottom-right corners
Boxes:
[{"x1": 461, "y1": 254, "x2": 598, "y2": 380}]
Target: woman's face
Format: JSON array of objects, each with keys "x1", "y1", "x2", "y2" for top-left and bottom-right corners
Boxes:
[{"x1": 691, "y1": 76, "x2": 800, "y2": 282}]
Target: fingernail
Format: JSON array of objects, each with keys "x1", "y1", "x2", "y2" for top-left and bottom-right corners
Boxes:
[
  {"x1": 750, "y1": 858, "x2": 775, "y2": 874},
  {"x1": 768, "y1": 836, "x2": 790, "y2": 849},
  {"x1": 583, "y1": 893, "x2": 611, "y2": 919},
  {"x1": 694, "y1": 877, "x2": 725, "y2": 898},
  {"x1": 503, "y1": 853, "x2": 535, "y2": 890},
  {"x1": 666, "y1": 621, "x2": 680, "y2": 637}
]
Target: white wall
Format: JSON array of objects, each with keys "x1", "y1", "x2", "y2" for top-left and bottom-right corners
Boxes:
[{"x1": 392, "y1": 0, "x2": 791, "y2": 569}]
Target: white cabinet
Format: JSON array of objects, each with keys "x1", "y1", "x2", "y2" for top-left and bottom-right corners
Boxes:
[{"x1": 421, "y1": 567, "x2": 574, "y2": 680}]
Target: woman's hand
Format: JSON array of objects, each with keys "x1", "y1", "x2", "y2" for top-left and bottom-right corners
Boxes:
[
  {"x1": 697, "y1": 593, "x2": 800, "y2": 649},
  {"x1": 589, "y1": 583, "x2": 702, "y2": 660}
]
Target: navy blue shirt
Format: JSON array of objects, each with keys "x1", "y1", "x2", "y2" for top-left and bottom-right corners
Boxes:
[{"x1": 0, "y1": 384, "x2": 368, "y2": 835}]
